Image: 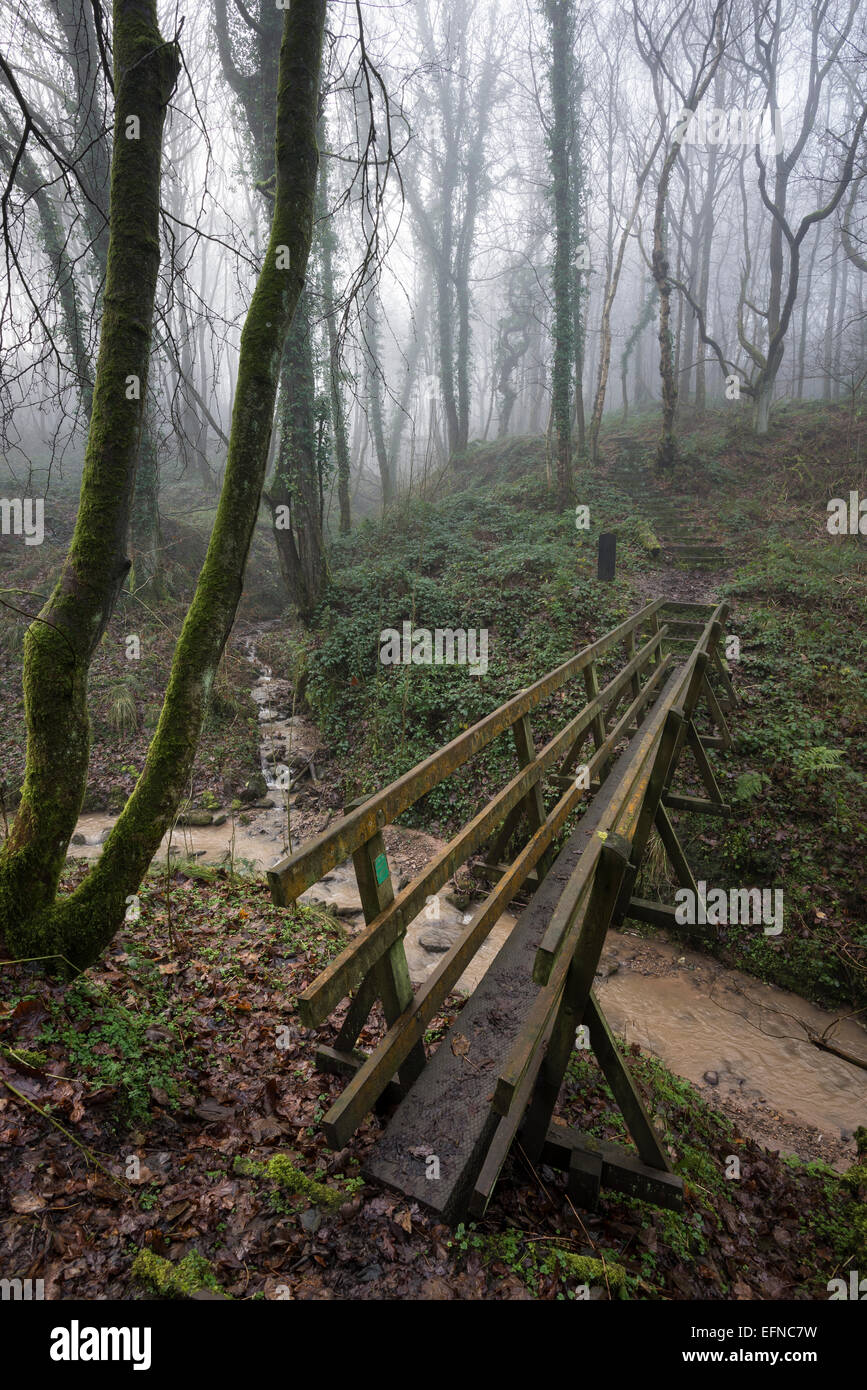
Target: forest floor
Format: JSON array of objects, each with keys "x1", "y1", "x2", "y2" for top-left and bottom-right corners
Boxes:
[
  {"x1": 1, "y1": 400, "x2": 865, "y2": 1300},
  {"x1": 1, "y1": 862, "x2": 863, "y2": 1301}
]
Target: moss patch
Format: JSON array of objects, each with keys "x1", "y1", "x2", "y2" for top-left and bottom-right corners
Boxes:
[{"x1": 131, "y1": 1248, "x2": 224, "y2": 1298}]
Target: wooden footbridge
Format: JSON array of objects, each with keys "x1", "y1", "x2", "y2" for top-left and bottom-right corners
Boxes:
[{"x1": 268, "y1": 599, "x2": 737, "y2": 1223}]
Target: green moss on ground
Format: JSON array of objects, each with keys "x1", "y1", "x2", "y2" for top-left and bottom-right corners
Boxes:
[{"x1": 132, "y1": 1249, "x2": 223, "y2": 1298}]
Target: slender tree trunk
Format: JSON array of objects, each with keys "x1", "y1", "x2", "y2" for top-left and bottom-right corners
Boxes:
[
  {"x1": 545, "y1": 0, "x2": 575, "y2": 504},
  {"x1": 317, "y1": 132, "x2": 351, "y2": 534},
  {"x1": 364, "y1": 291, "x2": 394, "y2": 509},
  {"x1": 0, "y1": 113, "x2": 93, "y2": 420},
  {"x1": 822, "y1": 226, "x2": 840, "y2": 400},
  {"x1": 797, "y1": 228, "x2": 821, "y2": 399},
  {"x1": 269, "y1": 294, "x2": 326, "y2": 618},
  {"x1": 129, "y1": 405, "x2": 163, "y2": 597},
  {"x1": 832, "y1": 238, "x2": 849, "y2": 400}
]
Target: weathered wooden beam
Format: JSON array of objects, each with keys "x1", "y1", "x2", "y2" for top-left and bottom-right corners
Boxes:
[
  {"x1": 713, "y1": 645, "x2": 738, "y2": 706},
  {"x1": 314, "y1": 1043, "x2": 367, "y2": 1077},
  {"x1": 583, "y1": 659, "x2": 609, "y2": 774},
  {"x1": 686, "y1": 721, "x2": 725, "y2": 803},
  {"x1": 468, "y1": 1008, "x2": 558, "y2": 1219},
  {"x1": 701, "y1": 672, "x2": 732, "y2": 750},
  {"x1": 663, "y1": 793, "x2": 731, "y2": 815},
  {"x1": 334, "y1": 970, "x2": 379, "y2": 1053},
  {"x1": 512, "y1": 712, "x2": 554, "y2": 881},
  {"x1": 519, "y1": 837, "x2": 633, "y2": 1158},
  {"x1": 612, "y1": 707, "x2": 685, "y2": 926},
  {"x1": 584, "y1": 992, "x2": 672, "y2": 1173},
  {"x1": 623, "y1": 897, "x2": 679, "y2": 928},
  {"x1": 473, "y1": 862, "x2": 541, "y2": 890},
  {"x1": 481, "y1": 800, "x2": 527, "y2": 874},
  {"x1": 535, "y1": 662, "x2": 680, "y2": 978},
  {"x1": 314, "y1": 1046, "x2": 403, "y2": 1111},
  {"x1": 567, "y1": 1147, "x2": 604, "y2": 1210},
  {"x1": 539, "y1": 1125, "x2": 683, "y2": 1211},
  {"x1": 496, "y1": 836, "x2": 630, "y2": 1122},
  {"x1": 625, "y1": 627, "x2": 643, "y2": 720}
]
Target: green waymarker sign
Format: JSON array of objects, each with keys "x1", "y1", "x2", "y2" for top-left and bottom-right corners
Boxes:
[{"x1": 374, "y1": 852, "x2": 390, "y2": 885}]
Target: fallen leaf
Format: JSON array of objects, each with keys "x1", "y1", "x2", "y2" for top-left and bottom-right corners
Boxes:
[{"x1": 10, "y1": 1192, "x2": 46, "y2": 1213}]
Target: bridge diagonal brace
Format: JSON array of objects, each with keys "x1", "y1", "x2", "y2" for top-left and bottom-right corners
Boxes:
[
  {"x1": 482, "y1": 800, "x2": 528, "y2": 872},
  {"x1": 700, "y1": 670, "x2": 732, "y2": 750},
  {"x1": 479, "y1": 712, "x2": 549, "y2": 878},
  {"x1": 332, "y1": 970, "x2": 380, "y2": 1055},
  {"x1": 685, "y1": 719, "x2": 726, "y2": 804},
  {"x1": 653, "y1": 803, "x2": 699, "y2": 898},
  {"x1": 583, "y1": 991, "x2": 672, "y2": 1173}
]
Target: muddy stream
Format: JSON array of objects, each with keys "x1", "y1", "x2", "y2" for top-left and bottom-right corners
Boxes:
[{"x1": 70, "y1": 631, "x2": 866, "y2": 1169}]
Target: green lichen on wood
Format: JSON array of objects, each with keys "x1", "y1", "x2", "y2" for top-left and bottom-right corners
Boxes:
[
  {"x1": 543, "y1": 1249, "x2": 627, "y2": 1292},
  {"x1": 131, "y1": 1248, "x2": 224, "y2": 1298},
  {"x1": 266, "y1": 1154, "x2": 345, "y2": 1208}
]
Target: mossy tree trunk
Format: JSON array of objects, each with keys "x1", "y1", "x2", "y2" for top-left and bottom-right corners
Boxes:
[
  {"x1": 651, "y1": 185, "x2": 678, "y2": 471},
  {"x1": 0, "y1": 0, "x2": 180, "y2": 944},
  {"x1": 54, "y1": 0, "x2": 163, "y2": 585},
  {"x1": 2, "y1": 0, "x2": 326, "y2": 970},
  {"x1": 7, "y1": 0, "x2": 164, "y2": 590}
]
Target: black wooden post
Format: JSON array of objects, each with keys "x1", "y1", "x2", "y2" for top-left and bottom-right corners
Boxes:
[{"x1": 598, "y1": 531, "x2": 616, "y2": 581}]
